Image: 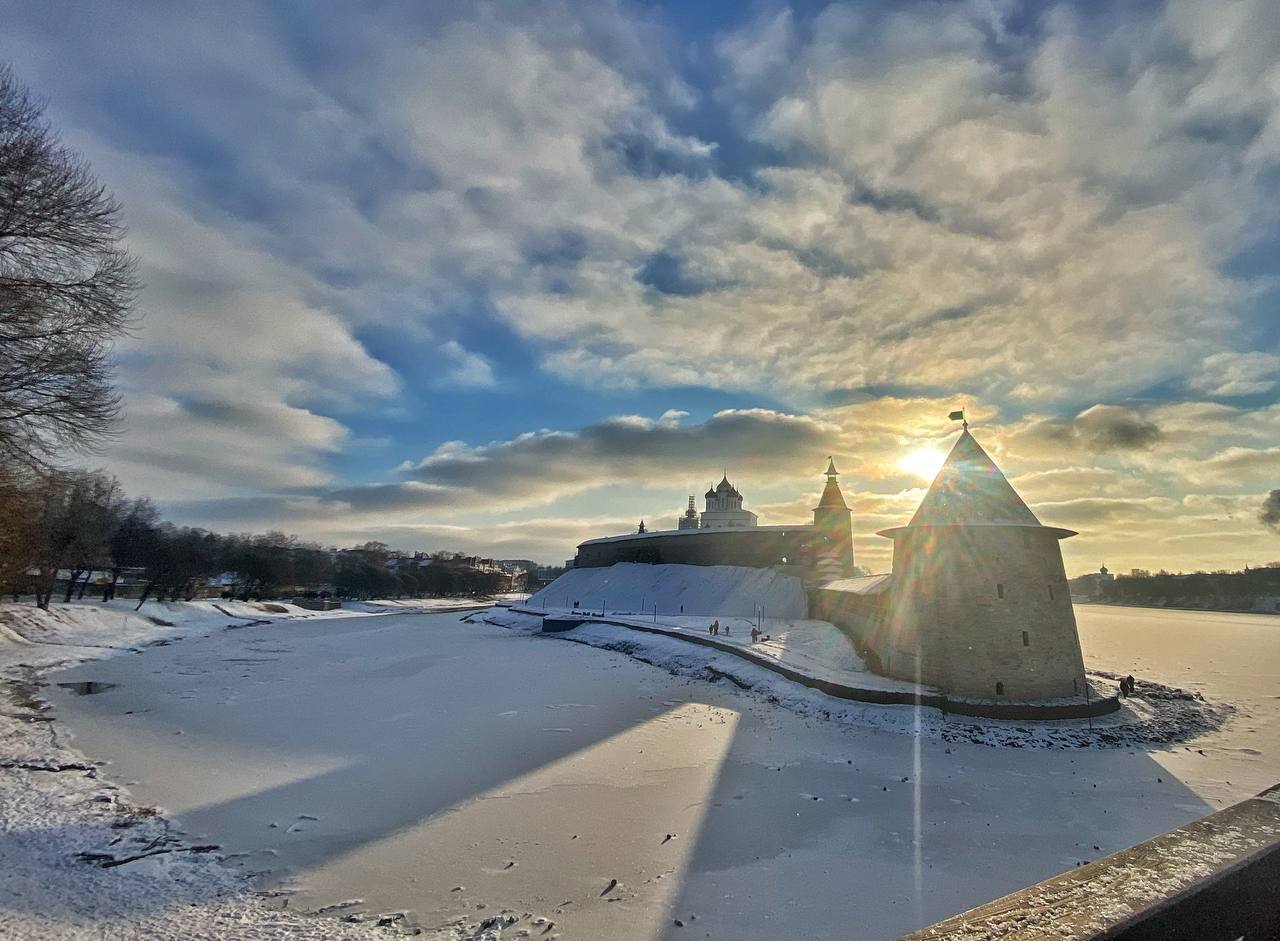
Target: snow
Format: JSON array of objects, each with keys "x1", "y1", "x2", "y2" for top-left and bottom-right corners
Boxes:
[
  {"x1": 0, "y1": 597, "x2": 497, "y2": 672},
  {"x1": 2, "y1": 600, "x2": 1277, "y2": 940},
  {"x1": 483, "y1": 609, "x2": 1227, "y2": 748},
  {"x1": 528, "y1": 563, "x2": 807, "y2": 619},
  {"x1": 507, "y1": 606, "x2": 917, "y2": 694}
]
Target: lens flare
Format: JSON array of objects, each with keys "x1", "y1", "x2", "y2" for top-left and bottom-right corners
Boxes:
[{"x1": 898, "y1": 446, "x2": 945, "y2": 481}]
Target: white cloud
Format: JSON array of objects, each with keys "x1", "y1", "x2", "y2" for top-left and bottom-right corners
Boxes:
[
  {"x1": 434, "y1": 341, "x2": 496, "y2": 389},
  {"x1": 1189, "y1": 351, "x2": 1280, "y2": 397},
  {"x1": 3, "y1": 2, "x2": 1279, "y2": 570}
]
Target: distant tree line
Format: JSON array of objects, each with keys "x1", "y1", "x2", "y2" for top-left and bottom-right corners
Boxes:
[
  {"x1": 1099, "y1": 563, "x2": 1280, "y2": 610},
  {"x1": 0, "y1": 467, "x2": 518, "y2": 609}
]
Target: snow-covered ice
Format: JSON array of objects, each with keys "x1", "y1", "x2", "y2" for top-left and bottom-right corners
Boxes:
[{"x1": 2, "y1": 598, "x2": 1274, "y2": 940}]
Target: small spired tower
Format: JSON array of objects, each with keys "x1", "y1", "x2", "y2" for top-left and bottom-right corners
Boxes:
[
  {"x1": 677, "y1": 495, "x2": 700, "y2": 530},
  {"x1": 875, "y1": 429, "x2": 1086, "y2": 701},
  {"x1": 812, "y1": 457, "x2": 855, "y2": 581}
]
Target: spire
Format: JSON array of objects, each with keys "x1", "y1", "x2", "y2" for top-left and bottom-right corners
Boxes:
[
  {"x1": 816, "y1": 456, "x2": 849, "y2": 510},
  {"x1": 905, "y1": 429, "x2": 1039, "y2": 527}
]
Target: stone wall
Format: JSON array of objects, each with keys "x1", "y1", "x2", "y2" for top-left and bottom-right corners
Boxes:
[
  {"x1": 808, "y1": 586, "x2": 889, "y2": 669},
  {"x1": 574, "y1": 527, "x2": 814, "y2": 573},
  {"x1": 882, "y1": 525, "x2": 1086, "y2": 700}
]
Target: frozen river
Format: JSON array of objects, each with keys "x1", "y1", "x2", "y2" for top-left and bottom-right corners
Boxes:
[{"x1": 46, "y1": 605, "x2": 1278, "y2": 940}]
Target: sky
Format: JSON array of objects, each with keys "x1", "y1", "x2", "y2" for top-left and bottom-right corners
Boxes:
[{"x1": 3, "y1": 0, "x2": 1279, "y2": 573}]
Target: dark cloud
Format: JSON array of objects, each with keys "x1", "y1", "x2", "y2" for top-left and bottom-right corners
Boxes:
[
  {"x1": 171, "y1": 409, "x2": 838, "y2": 526},
  {"x1": 1026, "y1": 405, "x2": 1163, "y2": 453},
  {"x1": 405, "y1": 408, "x2": 836, "y2": 501},
  {"x1": 1261, "y1": 490, "x2": 1280, "y2": 533}
]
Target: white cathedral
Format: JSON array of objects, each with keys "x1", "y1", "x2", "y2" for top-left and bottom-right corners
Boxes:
[{"x1": 676, "y1": 475, "x2": 759, "y2": 530}]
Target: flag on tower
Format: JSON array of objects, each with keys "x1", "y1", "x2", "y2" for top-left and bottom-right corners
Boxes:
[{"x1": 948, "y1": 409, "x2": 964, "y2": 421}]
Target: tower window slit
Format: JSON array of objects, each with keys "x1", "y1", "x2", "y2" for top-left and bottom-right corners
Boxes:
[
  {"x1": 1048, "y1": 584, "x2": 1055, "y2": 600},
  {"x1": 1022, "y1": 631, "x2": 1029, "y2": 647},
  {"x1": 996, "y1": 583, "x2": 1005, "y2": 599},
  {"x1": 995, "y1": 681, "x2": 1005, "y2": 696}
]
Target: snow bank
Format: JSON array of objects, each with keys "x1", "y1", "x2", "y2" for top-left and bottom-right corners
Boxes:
[
  {"x1": 0, "y1": 685, "x2": 400, "y2": 940},
  {"x1": 529, "y1": 562, "x2": 806, "y2": 619},
  {"x1": 0, "y1": 597, "x2": 487, "y2": 672}
]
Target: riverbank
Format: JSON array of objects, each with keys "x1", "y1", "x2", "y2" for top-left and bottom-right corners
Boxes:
[{"x1": 1081, "y1": 598, "x2": 1280, "y2": 616}]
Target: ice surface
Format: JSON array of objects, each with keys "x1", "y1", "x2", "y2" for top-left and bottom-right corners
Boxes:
[{"x1": 3, "y1": 601, "x2": 1273, "y2": 940}]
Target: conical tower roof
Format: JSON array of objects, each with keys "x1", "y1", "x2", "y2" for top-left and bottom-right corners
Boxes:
[{"x1": 879, "y1": 429, "x2": 1075, "y2": 539}]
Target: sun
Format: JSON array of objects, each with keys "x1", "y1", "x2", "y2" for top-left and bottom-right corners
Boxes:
[{"x1": 897, "y1": 446, "x2": 946, "y2": 481}]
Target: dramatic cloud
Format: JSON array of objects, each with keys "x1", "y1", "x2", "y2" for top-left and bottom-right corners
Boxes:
[
  {"x1": 175, "y1": 408, "x2": 839, "y2": 525},
  {"x1": 1010, "y1": 405, "x2": 1163, "y2": 455},
  {"x1": 3, "y1": 2, "x2": 1278, "y2": 568},
  {"x1": 402, "y1": 408, "x2": 836, "y2": 503},
  {"x1": 1260, "y1": 490, "x2": 1280, "y2": 533}
]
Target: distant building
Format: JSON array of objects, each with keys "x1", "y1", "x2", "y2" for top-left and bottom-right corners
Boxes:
[
  {"x1": 699, "y1": 475, "x2": 758, "y2": 529},
  {"x1": 573, "y1": 460, "x2": 854, "y2": 580},
  {"x1": 1068, "y1": 564, "x2": 1116, "y2": 599},
  {"x1": 677, "y1": 495, "x2": 700, "y2": 530}
]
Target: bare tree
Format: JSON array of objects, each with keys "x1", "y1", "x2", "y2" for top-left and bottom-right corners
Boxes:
[
  {"x1": 0, "y1": 464, "x2": 38, "y2": 598},
  {"x1": 27, "y1": 468, "x2": 120, "y2": 608},
  {"x1": 0, "y1": 64, "x2": 137, "y2": 468}
]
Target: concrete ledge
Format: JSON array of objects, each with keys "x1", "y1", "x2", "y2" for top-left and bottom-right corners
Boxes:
[
  {"x1": 521, "y1": 610, "x2": 1119, "y2": 720},
  {"x1": 898, "y1": 784, "x2": 1280, "y2": 941}
]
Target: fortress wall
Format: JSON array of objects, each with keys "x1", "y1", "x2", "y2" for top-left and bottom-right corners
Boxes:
[
  {"x1": 529, "y1": 562, "x2": 808, "y2": 619},
  {"x1": 574, "y1": 528, "x2": 813, "y2": 571},
  {"x1": 809, "y1": 587, "x2": 889, "y2": 667},
  {"x1": 883, "y1": 526, "x2": 1086, "y2": 700}
]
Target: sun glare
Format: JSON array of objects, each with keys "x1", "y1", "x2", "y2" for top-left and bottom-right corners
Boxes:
[{"x1": 898, "y1": 446, "x2": 945, "y2": 481}]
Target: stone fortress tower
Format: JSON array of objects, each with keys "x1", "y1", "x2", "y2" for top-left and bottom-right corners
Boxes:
[
  {"x1": 875, "y1": 428, "x2": 1087, "y2": 701},
  {"x1": 812, "y1": 457, "x2": 855, "y2": 582}
]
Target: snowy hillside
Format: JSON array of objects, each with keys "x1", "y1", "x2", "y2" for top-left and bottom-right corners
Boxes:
[{"x1": 529, "y1": 562, "x2": 807, "y2": 618}]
